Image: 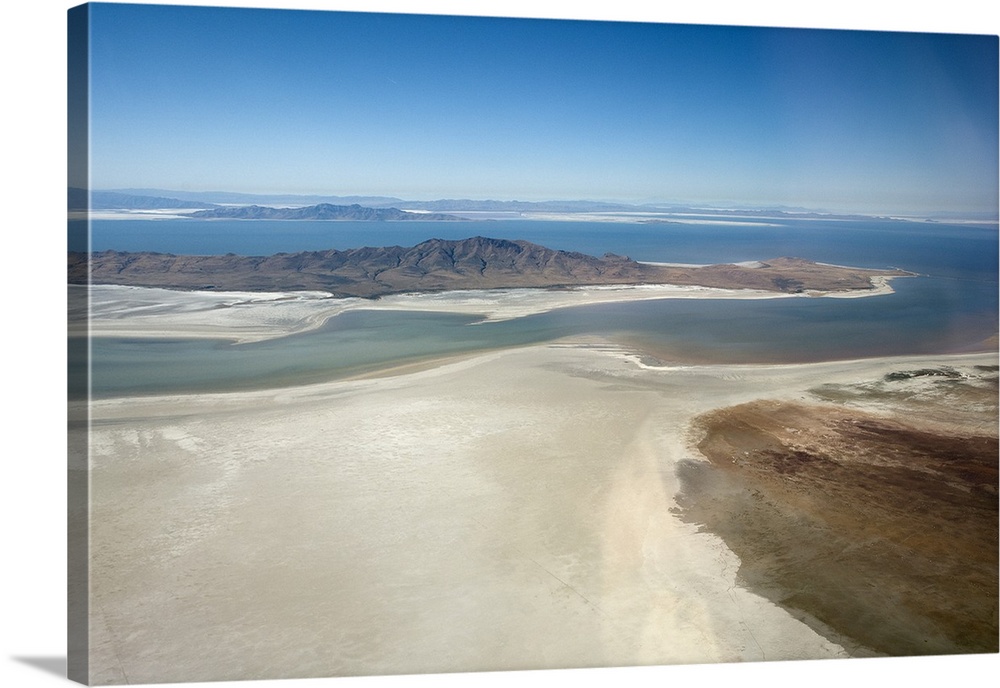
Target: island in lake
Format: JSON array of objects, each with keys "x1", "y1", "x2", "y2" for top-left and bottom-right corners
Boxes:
[
  {"x1": 68, "y1": 236, "x2": 910, "y2": 297},
  {"x1": 185, "y1": 203, "x2": 468, "y2": 222}
]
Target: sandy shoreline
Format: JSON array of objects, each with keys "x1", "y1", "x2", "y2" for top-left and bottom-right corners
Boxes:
[
  {"x1": 76, "y1": 339, "x2": 997, "y2": 684},
  {"x1": 73, "y1": 278, "x2": 898, "y2": 344}
]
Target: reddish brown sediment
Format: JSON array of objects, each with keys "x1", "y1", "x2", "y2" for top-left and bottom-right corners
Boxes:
[{"x1": 679, "y1": 388, "x2": 999, "y2": 657}]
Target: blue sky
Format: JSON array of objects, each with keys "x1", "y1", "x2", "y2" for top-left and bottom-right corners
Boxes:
[{"x1": 85, "y1": 2, "x2": 998, "y2": 214}]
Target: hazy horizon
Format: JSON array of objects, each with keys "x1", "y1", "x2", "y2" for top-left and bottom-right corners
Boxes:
[
  {"x1": 90, "y1": 185, "x2": 998, "y2": 220},
  {"x1": 83, "y1": 4, "x2": 999, "y2": 218}
]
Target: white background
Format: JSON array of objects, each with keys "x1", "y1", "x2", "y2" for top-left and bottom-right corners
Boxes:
[{"x1": 2, "y1": 1, "x2": 997, "y2": 687}]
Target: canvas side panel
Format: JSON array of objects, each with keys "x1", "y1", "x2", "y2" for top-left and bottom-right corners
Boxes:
[{"x1": 67, "y1": 3, "x2": 90, "y2": 685}]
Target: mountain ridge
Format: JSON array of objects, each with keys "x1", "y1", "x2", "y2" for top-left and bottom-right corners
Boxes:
[
  {"x1": 187, "y1": 203, "x2": 467, "y2": 221},
  {"x1": 68, "y1": 236, "x2": 910, "y2": 298}
]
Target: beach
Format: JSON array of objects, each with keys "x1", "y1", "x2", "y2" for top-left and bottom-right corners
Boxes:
[
  {"x1": 75, "y1": 279, "x2": 898, "y2": 344},
  {"x1": 74, "y1": 318, "x2": 997, "y2": 683}
]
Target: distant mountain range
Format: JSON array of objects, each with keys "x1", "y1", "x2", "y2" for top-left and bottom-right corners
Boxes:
[
  {"x1": 187, "y1": 203, "x2": 466, "y2": 222},
  {"x1": 68, "y1": 236, "x2": 909, "y2": 298},
  {"x1": 70, "y1": 187, "x2": 998, "y2": 223},
  {"x1": 96, "y1": 188, "x2": 643, "y2": 213},
  {"x1": 100, "y1": 188, "x2": 406, "y2": 207},
  {"x1": 71, "y1": 187, "x2": 818, "y2": 218},
  {"x1": 69, "y1": 188, "x2": 217, "y2": 211},
  {"x1": 69, "y1": 189, "x2": 467, "y2": 221}
]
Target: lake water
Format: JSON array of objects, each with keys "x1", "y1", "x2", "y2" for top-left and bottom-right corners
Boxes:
[{"x1": 72, "y1": 217, "x2": 998, "y2": 397}]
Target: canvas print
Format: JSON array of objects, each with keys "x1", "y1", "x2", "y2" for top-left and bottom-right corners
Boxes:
[{"x1": 67, "y1": 2, "x2": 999, "y2": 685}]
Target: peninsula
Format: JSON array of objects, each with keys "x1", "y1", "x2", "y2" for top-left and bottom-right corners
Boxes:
[{"x1": 68, "y1": 236, "x2": 909, "y2": 298}]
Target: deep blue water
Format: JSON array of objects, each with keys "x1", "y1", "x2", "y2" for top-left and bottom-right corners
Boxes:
[
  {"x1": 71, "y1": 217, "x2": 999, "y2": 397},
  {"x1": 76, "y1": 216, "x2": 998, "y2": 280}
]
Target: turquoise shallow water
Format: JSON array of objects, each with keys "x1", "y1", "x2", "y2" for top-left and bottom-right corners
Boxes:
[{"x1": 72, "y1": 218, "x2": 998, "y2": 397}]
